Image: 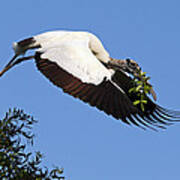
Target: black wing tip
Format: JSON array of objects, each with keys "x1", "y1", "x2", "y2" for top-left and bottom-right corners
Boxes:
[
  {"x1": 35, "y1": 54, "x2": 180, "y2": 131},
  {"x1": 110, "y1": 105, "x2": 180, "y2": 131},
  {"x1": 127, "y1": 105, "x2": 180, "y2": 130}
]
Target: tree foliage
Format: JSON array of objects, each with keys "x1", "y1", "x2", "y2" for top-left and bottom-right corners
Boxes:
[{"x1": 0, "y1": 108, "x2": 64, "y2": 180}]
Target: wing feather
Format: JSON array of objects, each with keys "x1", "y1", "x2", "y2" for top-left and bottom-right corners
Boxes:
[
  {"x1": 35, "y1": 51, "x2": 180, "y2": 130},
  {"x1": 35, "y1": 53, "x2": 138, "y2": 125}
]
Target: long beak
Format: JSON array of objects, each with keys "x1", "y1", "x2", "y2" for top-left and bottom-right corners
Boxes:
[
  {"x1": 0, "y1": 55, "x2": 34, "y2": 77},
  {"x1": 0, "y1": 54, "x2": 18, "y2": 77},
  {"x1": 4, "y1": 54, "x2": 18, "y2": 68}
]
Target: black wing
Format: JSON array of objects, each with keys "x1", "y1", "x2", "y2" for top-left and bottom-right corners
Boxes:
[
  {"x1": 35, "y1": 52, "x2": 180, "y2": 130},
  {"x1": 112, "y1": 69, "x2": 180, "y2": 129}
]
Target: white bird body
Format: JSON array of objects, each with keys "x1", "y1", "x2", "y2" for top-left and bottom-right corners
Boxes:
[
  {"x1": 34, "y1": 31, "x2": 110, "y2": 62},
  {"x1": 15, "y1": 31, "x2": 114, "y2": 85},
  {"x1": 1, "y1": 30, "x2": 180, "y2": 130},
  {"x1": 35, "y1": 31, "x2": 113, "y2": 85}
]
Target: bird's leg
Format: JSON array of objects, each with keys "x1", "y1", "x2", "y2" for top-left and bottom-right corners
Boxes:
[
  {"x1": 108, "y1": 57, "x2": 145, "y2": 77},
  {"x1": 0, "y1": 55, "x2": 34, "y2": 77},
  {"x1": 107, "y1": 58, "x2": 128, "y2": 72}
]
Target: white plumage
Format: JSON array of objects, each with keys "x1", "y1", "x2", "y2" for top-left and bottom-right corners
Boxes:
[
  {"x1": 35, "y1": 31, "x2": 114, "y2": 85},
  {"x1": 35, "y1": 31, "x2": 110, "y2": 62},
  {"x1": 1, "y1": 30, "x2": 180, "y2": 130}
]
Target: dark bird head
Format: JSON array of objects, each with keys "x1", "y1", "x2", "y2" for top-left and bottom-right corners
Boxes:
[{"x1": 0, "y1": 37, "x2": 40, "y2": 77}]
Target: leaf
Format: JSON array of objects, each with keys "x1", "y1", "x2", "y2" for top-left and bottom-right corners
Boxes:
[
  {"x1": 140, "y1": 100, "x2": 147, "y2": 104},
  {"x1": 128, "y1": 87, "x2": 136, "y2": 93},
  {"x1": 141, "y1": 103, "x2": 145, "y2": 112},
  {"x1": 0, "y1": 108, "x2": 65, "y2": 179},
  {"x1": 136, "y1": 84, "x2": 142, "y2": 92},
  {"x1": 128, "y1": 67, "x2": 154, "y2": 111},
  {"x1": 141, "y1": 72, "x2": 147, "y2": 76},
  {"x1": 133, "y1": 100, "x2": 141, "y2": 105}
]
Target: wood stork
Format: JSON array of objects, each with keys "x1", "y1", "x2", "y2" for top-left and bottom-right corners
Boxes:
[{"x1": 0, "y1": 30, "x2": 179, "y2": 130}]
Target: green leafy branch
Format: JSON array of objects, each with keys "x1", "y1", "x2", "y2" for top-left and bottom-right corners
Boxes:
[
  {"x1": 0, "y1": 108, "x2": 65, "y2": 180},
  {"x1": 129, "y1": 71, "x2": 152, "y2": 111}
]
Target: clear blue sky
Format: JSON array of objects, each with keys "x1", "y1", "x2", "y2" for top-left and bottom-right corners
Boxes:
[{"x1": 0, "y1": 0, "x2": 180, "y2": 179}]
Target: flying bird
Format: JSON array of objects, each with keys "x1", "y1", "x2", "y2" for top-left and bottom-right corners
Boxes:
[{"x1": 0, "y1": 30, "x2": 179, "y2": 130}]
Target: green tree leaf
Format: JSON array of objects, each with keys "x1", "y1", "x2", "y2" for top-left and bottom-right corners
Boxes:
[{"x1": 0, "y1": 108, "x2": 65, "y2": 180}]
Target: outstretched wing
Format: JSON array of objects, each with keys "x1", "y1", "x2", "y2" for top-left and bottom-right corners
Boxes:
[
  {"x1": 111, "y1": 69, "x2": 180, "y2": 129},
  {"x1": 34, "y1": 46, "x2": 180, "y2": 130},
  {"x1": 35, "y1": 52, "x2": 139, "y2": 125}
]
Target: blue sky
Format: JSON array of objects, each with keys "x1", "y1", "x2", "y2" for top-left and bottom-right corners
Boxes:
[{"x1": 1, "y1": 0, "x2": 180, "y2": 179}]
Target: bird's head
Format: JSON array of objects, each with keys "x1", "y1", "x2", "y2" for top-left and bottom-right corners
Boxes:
[{"x1": 0, "y1": 37, "x2": 40, "y2": 77}]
